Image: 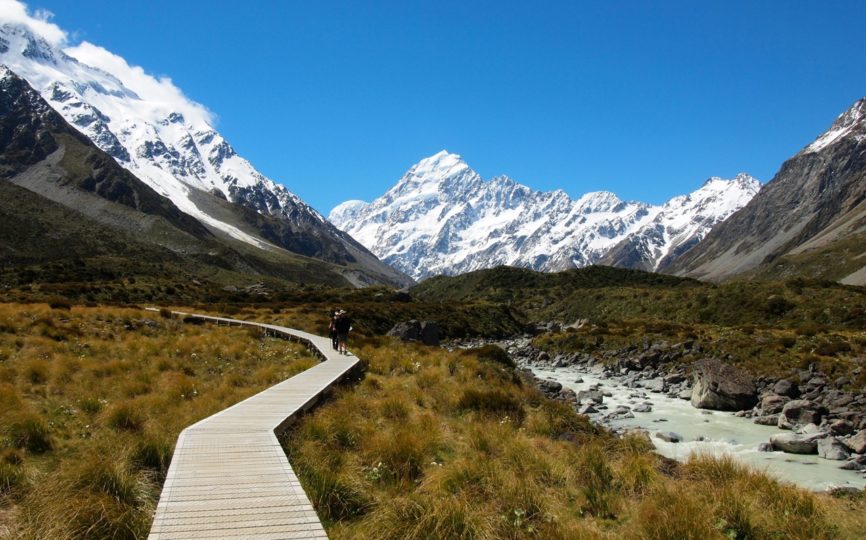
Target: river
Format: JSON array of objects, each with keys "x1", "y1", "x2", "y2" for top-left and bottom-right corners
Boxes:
[{"x1": 530, "y1": 365, "x2": 866, "y2": 491}]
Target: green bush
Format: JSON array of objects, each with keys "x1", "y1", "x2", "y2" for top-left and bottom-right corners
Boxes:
[
  {"x1": 6, "y1": 412, "x2": 52, "y2": 453},
  {"x1": 463, "y1": 344, "x2": 515, "y2": 369},
  {"x1": 457, "y1": 388, "x2": 525, "y2": 423}
]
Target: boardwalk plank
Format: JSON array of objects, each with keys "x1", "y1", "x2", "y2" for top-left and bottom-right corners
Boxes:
[{"x1": 148, "y1": 311, "x2": 356, "y2": 539}]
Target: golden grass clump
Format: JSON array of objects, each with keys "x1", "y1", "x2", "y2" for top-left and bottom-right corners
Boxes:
[
  {"x1": 283, "y1": 337, "x2": 866, "y2": 539},
  {"x1": 0, "y1": 302, "x2": 319, "y2": 538}
]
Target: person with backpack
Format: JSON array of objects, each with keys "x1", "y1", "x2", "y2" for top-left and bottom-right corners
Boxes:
[
  {"x1": 328, "y1": 309, "x2": 338, "y2": 350},
  {"x1": 333, "y1": 309, "x2": 352, "y2": 354}
]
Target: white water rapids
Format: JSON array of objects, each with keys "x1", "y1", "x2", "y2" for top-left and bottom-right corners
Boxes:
[{"x1": 531, "y1": 366, "x2": 866, "y2": 491}]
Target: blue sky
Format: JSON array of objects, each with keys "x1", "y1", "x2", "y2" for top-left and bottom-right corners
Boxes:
[{"x1": 27, "y1": 0, "x2": 866, "y2": 214}]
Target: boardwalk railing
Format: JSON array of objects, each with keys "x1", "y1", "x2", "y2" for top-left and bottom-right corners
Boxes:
[{"x1": 147, "y1": 310, "x2": 359, "y2": 539}]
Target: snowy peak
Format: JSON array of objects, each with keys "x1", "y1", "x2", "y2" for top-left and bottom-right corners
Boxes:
[
  {"x1": 330, "y1": 152, "x2": 760, "y2": 280},
  {"x1": 804, "y1": 97, "x2": 866, "y2": 153},
  {"x1": 0, "y1": 10, "x2": 409, "y2": 287}
]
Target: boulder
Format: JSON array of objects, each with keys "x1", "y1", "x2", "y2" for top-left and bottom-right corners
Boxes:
[
  {"x1": 633, "y1": 403, "x2": 653, "y2": 413},
  {"x1": 538, "y1": 379, "x2": 563, "y2": 395},
  {"x1": 753, "y1": 415, "x2": 780, "y2": 426},
  {"x1": 843, "y1": 430, "x2": 866, "y2": 454},
  {"x1": 387, "y1": 320, "x2": 420, "y2": 340},
  {"x1": 419, "y1": 321, "x2": 440, "y2": 346},
  {"x1": 830, "y1": 419, "x2": 855, "y2": 436},
  {"x1": 772, "y1": 379, "x2": 799, "y2": 397},
  {"x1": 655, "y1": 431, "x2": 683, "y2": 443},
  {"x1": 760, "y1": 393, "x2": 790, "y2": 415},
  {"x1": 644, "y1": 378, "x2": 666, "y2": 393},
  {"x1": 664, "y1": 373, "x2": 686, "y2": 385},
  {"x1": 817, "y1": 437, "x2": 851, "y2": 461},
  {"x1": 757, "y1": 442, "x2": 774, "y2": 452},
  {"x1": 839, "y1": 460, "x2": 864, "y2": 471},
  {"x1": 778, "y1": 400, "x2": 828, "y2": 429},
  {"x1": 769, "y1": 433, "x2": 818, "y2": 454},
  {"x1": 677, "y1": 388, "x2": 692, "y2": 400},
  {"x1": 578, "y1": 403, "x2": 598, "y2": 415},
  {"x1": 577, "y1": 389, "x2": 603, "y2": 404},
  {"x1": 690, "y1": 358, "x2": 758, "y2": 411}
]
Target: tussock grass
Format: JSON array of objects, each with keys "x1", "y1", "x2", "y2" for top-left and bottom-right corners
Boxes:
[
  {"x1": 283, "y1": 338, "x2": 866, "y2": 539},
  {"x1": 0, "y1": 302, "x2": 318, "y2": 538}
]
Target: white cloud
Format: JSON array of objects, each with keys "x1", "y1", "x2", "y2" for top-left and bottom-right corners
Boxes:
[
  {"x1": 0, "y1": 0, "x2": 66, "y2": 44},
  {"x1": 64, "y1": 41, "x2": 215, "y2": 126}
]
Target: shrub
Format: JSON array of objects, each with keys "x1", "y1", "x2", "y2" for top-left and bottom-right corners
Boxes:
[
  {"x1": 457, "y1": 388, "x2": 525, "y2": 423},
  {"x1": 577, "y1": 443, "x2": 616, "y2": 518},
  {"x1": 104, "y1": 402, "x2": 144, "y2": 432},
  {"x1": 380, "y1": 396, "x2": 410, "y2": 421},
  {"x1": 22, "y1": 359, "x2": 50, "y2": 385},
  {"x1": 5, "y1": 412, "x2": 52, "y2": 453},
  {"x1": 298, "y1": 462, "x2": 370, "y2": 521},
  {"x1": 131, "y1": 435, "x2": 172, "y2": 478},
  {"x1": 78, "y1": 396, "x2": 104, "y2": 415},
  {"x1": 463, "y1": 344, "x2": 515, "y2": 369},
  {"x1": 0, "y1": 460, "x2": 24, "y2": 495},
  {"x1": 47, "y1": 298, "x2": 72, "y2": 310}
]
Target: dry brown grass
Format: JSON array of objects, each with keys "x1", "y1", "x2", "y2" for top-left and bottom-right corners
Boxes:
[
  {"x1": 0, "y1": 302, "x2": 318, "y2": 539},
  {"x1": 283, "y1": 338, "x2": 866, "y2": 539}
]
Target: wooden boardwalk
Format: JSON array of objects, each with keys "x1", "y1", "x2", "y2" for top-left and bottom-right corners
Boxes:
[{"x1": 148, "y1": 312, "x2": 358, "y2": 539}]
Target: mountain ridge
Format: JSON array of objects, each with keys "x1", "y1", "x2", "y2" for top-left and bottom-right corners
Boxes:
[
  {"x1": 668, "y1": 97, "x2": 866, "y2": 284},
  {"x1": 0, "y1": 20, "x2": 410, "y2": 288},
  {"x1": 330, "y1": 150, "x2": 759, "y2": 280}
]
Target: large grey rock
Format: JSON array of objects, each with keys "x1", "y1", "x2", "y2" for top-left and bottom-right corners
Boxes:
[
  {"x1": 760, "y1": 393, "x2": 790, "y2": 415},
  {"x1": 419, "y1": 321, "x2": 440, "y2": 346},
  {"x1": 830, "y1": 419, "x2": 856, "y2": 436},
  {"x1": 770, "y1": 433, "x2": 818, "y2": 454},
  {"x1": 655, "y1": 431, "x2": 683, "y2": 443},
  {"x1": 577, "y1": 389, "x2": 603, "y2": 404},
  {"x1": 773, "y1": 379, "x2": 799, "y2": 397},
  {"x1": 817, "y1": 437, "x2": 851, "y2": 460},
  {"x1": 778, "y1": 400, "x2": 828, "y2": 429},
  {"x1": 843, "y1": 430, "x2": 866, "y2": 454},
  {"x1": 578, "y1": 403, "x2": 598, "y2": 415},
  {"x1": 753, "y1": 415, "x2": 780, "y2": 426},
  {"x1": 387, "y1": 320, "x2": 440, "y2": 345},
  {"x1": 644, "y1": 378, "x2": 666, "y2": 393},
  {"x1": 690, "y1": 358, "x2": 758, "y2": 411},
  {"x1": 633, "y1": 403, "x2": 653, "y2": 413}
]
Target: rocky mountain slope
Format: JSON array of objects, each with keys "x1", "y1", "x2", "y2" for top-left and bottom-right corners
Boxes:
[
  {"x1": 0, "y1": 20, "x2": 409, "y2": 287},
  {"x1": 600, "y1": 174, "x2": 759, "y2": 271},
  {"x1": 0, "y1": 67, "x2": 396, "y2": 290},
  {"x1": 330, "y1": 151, "x2": 758, "y2": 280},
  {"x1": 668, "y1": 98, "x2": 866, "y2": 284}
]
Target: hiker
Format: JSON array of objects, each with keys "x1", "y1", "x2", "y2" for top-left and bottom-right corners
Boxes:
[
  {"x1": 334, "y1": 309, "x2": 352, "y2": 354},
  {"x1": 328, "y1": 309, "x2": 338, "y2": 350}
]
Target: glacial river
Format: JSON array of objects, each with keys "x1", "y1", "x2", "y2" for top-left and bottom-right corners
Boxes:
[{"x1": 531, "y1": 366, "x2": 866, "y2": 491}]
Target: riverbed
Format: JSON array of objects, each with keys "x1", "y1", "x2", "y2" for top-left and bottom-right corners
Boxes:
[{"x1": 531, "y1": 365, "x2": 866, "y2": 491}]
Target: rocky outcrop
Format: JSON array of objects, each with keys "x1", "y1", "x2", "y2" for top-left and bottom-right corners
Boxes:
[
  {"x1": 667, "y1": 97, "x2": 866, "y2": 284},
  {"x1": 387, "y1": 320, "x2": 440, "y2": 346},
  {"x1": 769, "y1": 433, "x2": 817, "y2": 454},
  {"x1": 690, "y1": 358, "x2": 758, "y2": 411},
  {"x1": 817, "y1": 437, "x2": 851, "y2": 460},
  {"x1": 843, "y1": 430, "x2": 866, "y2": 454},
  {"x1": 778, "y1": 400, "x2": 829, "y2": 430}
]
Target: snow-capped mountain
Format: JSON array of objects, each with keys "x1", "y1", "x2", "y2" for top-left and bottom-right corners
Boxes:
[
  {"x1": 329, "y1": 151, "x2": 760, "y2": 280},
  {"x1": 601, "y1": 173, "x2": 760, "y2": 271},
  {"x1": 669, "y1": 97, "x2": 866, "y2": 284},
  {"x1": 0, "y1": 13, "x2": 409, "y2": 287}
]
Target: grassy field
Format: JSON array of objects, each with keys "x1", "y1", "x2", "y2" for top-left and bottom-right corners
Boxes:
[
  {"x1": 0, "y1": 303, "x2": 318, "y2": 539},
  {"x1": 283, "y1": 338, "x2": 866, "y2": 539},
  {"x1": 0, "y1": 295, "x2": 864, "y2": 539}
]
